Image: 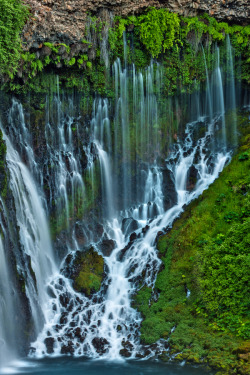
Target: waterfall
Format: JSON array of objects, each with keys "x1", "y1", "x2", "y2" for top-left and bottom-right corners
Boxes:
[
  {"x1": 0, "y1": 213, "x2": 15, "y2": 369},
  {"x1": 29, "y1": 107, "x2": 230, "y2": 358},
  {"x1": 2, "y1": 131, "x2": 56, "y2": 333},
  {"x1": 226, "y1": 35, "x2": 238, "y2": 147},
  {"x1": 0, "y1": 34, "x2": 247, "y2": 366}
]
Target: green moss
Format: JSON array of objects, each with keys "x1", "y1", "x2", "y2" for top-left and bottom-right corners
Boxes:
[
  {"x1": 72, "y1": 248, "x2": 104, "y2": 296},
  {"x1": 134, "y1": 111, "x2": 250, "y2": 373},
  {"x1": 0, "y1": 0, "x2": 29, "y2": 76}
]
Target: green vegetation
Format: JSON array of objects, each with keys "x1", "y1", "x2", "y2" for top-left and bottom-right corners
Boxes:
[
  {"x1": 0, "y1": 6, "x2": 249, "y2": 96},
  {"x1": 134, "y1": 112, "x2": 250, "y2": 374},
  {"x1": 136, "y1": 8, "x2": 180, "y2": 58},
  {"x1": 108, "y1": 8, "x2": 250, "y2": 94},
  {"x1": 72, "y1": 248, "x2": 104, "y2": 296},
  {"x1": 0, "y1": 0, "x2": 29, "y2": 76}
]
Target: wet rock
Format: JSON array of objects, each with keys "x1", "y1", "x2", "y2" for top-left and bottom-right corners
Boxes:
[
  {"x1": 99, "y1": 238, "x2": 116, "y2": 257},
  {"x1": 136, "y1": 347, "x2": 151, "y2": 358},
  {"x1": 142, "y1": 225, "x2": 150, "y2": 235},
  {"x1": 120, "y1": 348, "x2": 132, "y2": 357},
  {"x1": 75, "y1": 222, "x2": 88, "y2": 246},
  {"x1": 94, "y1": 222, "x2": 104, "y2": 240},
  {"x1": 61, "y1": 341, "x2": 74, "y2": 355},
  {"x1": 129, "y1": 232, "x2": 137, "y2": 242},
  {"x1": 44, "y1": 337, "x2": 55, "y2": 354},
  {"x1": 120, "y1": 340, "x2": 134, "y2": 358},
  {"x1": 60, "y1": 312, "x2": 68, "y2": 325},
  {"x1": 186, "y1": 165, "x2": 199, "y2": 191},
  {"x1": 59, "y1": 292, "x2": 70, "y2": 308},
  {"x1": 92, "y1": 337, "x2": 110, "y2": 355},
  {"x1": 74, "y1": 327, "x2": 86, "y2": 343},
  {"x1": 162, "y1": 167, "x2": 177, "y2": 210},
  {"x1": 79, "y1": 147, "x2": 88, "y2": 170},
  {"x1": 47, "y1": 286, "x2": 56, "y2": 298},
  {"x1": 121, "y1": 217, "x2": 139, "y2": 237},
  {"x1": 117, "y1": 242, "x2": 132, "y2": 262}
]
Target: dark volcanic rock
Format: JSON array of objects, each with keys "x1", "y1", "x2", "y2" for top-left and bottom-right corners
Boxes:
[
  {"x1": 120, "y1": 339, "x2": 134, "y2": 357},
  {"x1": 186, "y1": 164, "x2": 199, "y2": 191},
  {"x1": 122, "y1": 217, "x2": 139, "y2": 237},
  {"x1": 44, "y1": 337, "x2": 55, "y2": 354},
  {"x1": 61, "y1": 341, "x2": 74, "y2": 355},
  {"x1": 92, "y1": 337, "x2": 110, "y2": 354},
  {"x1": 99, "y1": 238, "x2": 116, "y2": 257},
  {"x1": 162, "y1": 167, "x2": 177, "y2": 210},
  {"x1": 129, "y1": 232, "x2": 137, "y2": 242}
]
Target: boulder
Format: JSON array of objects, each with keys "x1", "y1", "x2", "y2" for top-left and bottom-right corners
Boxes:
[
  {"x1": 44, "y1": 337, "x2": 55, "y2": 354},
  {"x1": 63, "y1": 247, "x2": 104, "y2": 297},
  {"x1": 186, "y1": 165, "x2": 199, "y2": 191},
  {"x1": 92, "y1": 337, "x2": 110, "y2": 355},
  {"x1": 99, "y1": 238, "x2": 116, "y2": 257},
  {"x1": 121, "y1": 217, "x2": 139, "y2": 237},
  {"x1": 162, "y1": 167, "x2": 177, "y2": 210}
]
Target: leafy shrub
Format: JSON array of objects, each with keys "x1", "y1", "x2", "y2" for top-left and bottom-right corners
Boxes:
[
  {"x1": 138, "y1": 8, "x2": 180, "y2": 58},
  {"x1": 0, "y1": 0, "x2": 29, "y2": 76}
]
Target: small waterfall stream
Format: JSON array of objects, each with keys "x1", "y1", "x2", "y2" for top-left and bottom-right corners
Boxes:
[{"x1": 0, "y1": 219, "x2": 14, "y2": 368}]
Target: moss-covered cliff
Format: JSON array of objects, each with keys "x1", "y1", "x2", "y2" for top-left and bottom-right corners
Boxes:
[{"x1": 134, "y1": 111, "x2": 250, "y2": 374}]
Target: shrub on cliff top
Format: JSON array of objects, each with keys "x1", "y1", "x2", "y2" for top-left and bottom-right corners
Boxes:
[{"x1": 0, "y1": 0, "x2": 29, "y2": 76}]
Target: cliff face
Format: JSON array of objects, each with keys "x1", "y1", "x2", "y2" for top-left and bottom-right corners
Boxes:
[{"x1": 22, "y1": 0, "x2": 250, "y2": 49}]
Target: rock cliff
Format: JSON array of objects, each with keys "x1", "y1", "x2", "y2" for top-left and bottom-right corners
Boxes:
[{"x1": 22, "y1": 0, "x2": 250, "y2": 49}]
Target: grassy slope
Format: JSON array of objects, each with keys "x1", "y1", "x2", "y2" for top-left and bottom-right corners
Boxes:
[{"x1": 134, "y1": 113, "x2": 250, "y2": 374}]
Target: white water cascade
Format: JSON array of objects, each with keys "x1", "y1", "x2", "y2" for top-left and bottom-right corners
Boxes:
[
  {"x1": 0, "y1": 35, "x2": 248, "y2": 367},
  {"x1": 0, "y1": 218, "x2": 14, "y2": 369},
  {"x1": 2, "y1": 131, "x2": 56, "y2": 334},
  {"x1": 30, "y1": 110, "x2": 230, "y2": 358}
]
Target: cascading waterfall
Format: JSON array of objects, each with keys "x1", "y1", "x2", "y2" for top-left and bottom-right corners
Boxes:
[
  {"x1": 2, "y1": 131, "x2": 56, "y2": 333},
  {"x1": 44, "y1": 80, "x2": 86, "y2": 242},
  {"x1": 0, "y1": 205, "x2": 15, "y2": 369},
  {"x1": 0, "y1": 34, "x2": 248, "y2": 368},
  {"x1": 30, "y1": 110, "x2": 230, "y2": 359}
]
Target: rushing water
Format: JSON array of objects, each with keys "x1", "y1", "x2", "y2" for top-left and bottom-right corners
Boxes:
[
  {"x1": 29, "y1": 114, "x2": 229, "y2": 359},
  {"x1": 0, "y1": 36, "x2": 248, "y2": 373}
]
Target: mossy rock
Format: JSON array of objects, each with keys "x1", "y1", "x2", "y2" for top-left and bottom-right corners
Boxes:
[{"x1": 65, "y1": 247, "x2": 104, "y2": 297}]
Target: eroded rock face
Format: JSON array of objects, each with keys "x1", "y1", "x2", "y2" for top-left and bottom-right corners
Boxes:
[{"x1": 21, "y1": 1, "x2": 249, "y2": 50}]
